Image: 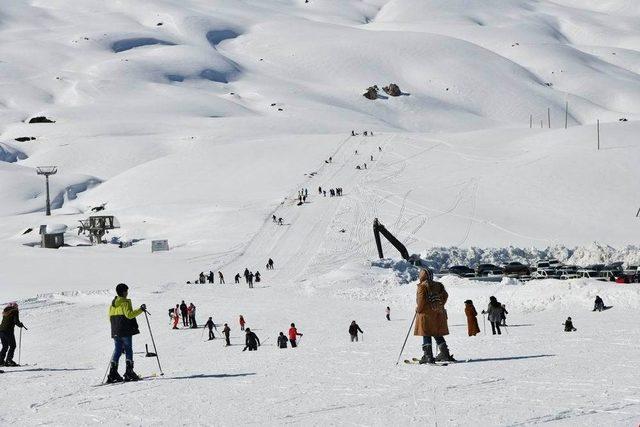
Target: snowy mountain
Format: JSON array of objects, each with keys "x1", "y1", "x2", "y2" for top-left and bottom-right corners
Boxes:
[{"x1": 1, "y1": 1, "x2": 639, "y2": 425}]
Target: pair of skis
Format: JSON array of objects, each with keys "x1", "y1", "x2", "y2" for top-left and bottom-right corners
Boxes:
[
  {"x1": 404, "y1": 357, "x2": 454, "y2": 366},
  {"x1": 94, "y1": 373, "x2": 158, "y2": 387}
]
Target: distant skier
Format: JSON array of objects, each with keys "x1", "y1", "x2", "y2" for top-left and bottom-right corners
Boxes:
[
  {"x1": 385, "y1": 306, "x2": 391, "y2": 321},
  {"x1": 207, "y1": 271, "x2": 214, "y2": 284},
  {"x1": 483, "y1": 296, "x2": 504, "y2": 335},
  {"x1": 464, "y1": 300, "x2": 481, "y2": 336},
  {"x1": 414, "y1": 269, "x2": 455, "y2": 364},
  {"x1": 205, "y1": 317, "x2": 216, "y2": 340},
  {"x1": 244, "y1": 268, "x2": 250, "y2": 284},
  {"x1": 239, "y1": 315, "x2": 246, "y2": 331},
  {"x1": 268, "y1": 258, "x2": 274, "y2": 270},
  {"x1": 223, "y1": 323, "x2": 231, "y2": 346},
  {"x1": 564, "y1": 317, "x2": 577, "y2": 332},
  {"x1": 248, "y1": 272, "x2": 254, "y2": 288},
  {"x1": 593, "y1": 296, "x2": 605, "y2": 312},
  {"x1": 288, "y1": 323, "x2": 303, "y2": 347},
  {"x1": 180, "y1": 301, "x2": 188, "y2": 327},
  {"x1": 277, "y1": 332, "x2": 288, "y2": 349},
  {"x1": 106, "y1": 283, "x2": 146, "y2": 383},
  {"x1": 235, "y1": 273, "x2": 241, "y2": 284},
  {"x1": 378, "y1": 146, "x2": 382, "y2": 152},
  {"x1": 199, "y1": 272, "x2": 206, "y2": 284},
  {"x1": 272, "y1": 215, "x2": 277, "y2": 223},
  {"x1": 349, "y1": 320, "x2": 363, "y2": 342},
  {"x1": 351, "y1": 130, "x2": 355, "y2": 136},
  {"x1": 188, "y1": 303, "x2": 197, "y2": 328},
  {"x1": 243, "y1": 328, "x2": 260, "y2": 351},
  {"x1": 500, "y1": 304, "x2": 509, "y2": 326},
  {"x1": 218, "y1": 271, "x2": 225, "y2": 284},
  {"x1": 278, "y1": 217, "x2": 283, "y2": 225},
  {"x1": 318, "y1": 186, "x2": 322, "y2": 194},
  {"x1": 370, "y1": 155, "x2": 373, "y2": 161},
  {"x1": 0, "y1": 302, "x2": 25, "y2": 367},
  {"x1": 255, "y1": 271, "x2": 261, "y2": 283},
  {"x1": 172, "y1": 304, "x2": 180, "y2": 329}
]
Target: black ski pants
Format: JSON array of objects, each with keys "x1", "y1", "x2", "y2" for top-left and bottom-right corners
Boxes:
[
  {"x1": 208, "y1": 329, "x2": 215, "y2": 340},
  {"x1": 0, "y1": 330, "x2": 16, "y2": 362},
  {"x1": 224, "y1": 334, "x2": 230, "y2": 346},
  {"x1": 290, "y1": 339, "x2": 297, "y2": 348},
  {"x1": 181, "y1": 311, "x2": 188, "y2": 326},
  {"x1": 491, "y1": 322, "x2": 501, "y2": 335}
]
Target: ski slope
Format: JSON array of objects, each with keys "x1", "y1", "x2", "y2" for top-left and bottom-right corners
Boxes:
[{"x1": 1, "y1": 0, "x2": 640, "y2": 425}]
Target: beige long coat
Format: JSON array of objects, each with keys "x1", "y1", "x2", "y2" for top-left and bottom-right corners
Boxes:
[{"x1": 414, "y1": 270, "x2": 450, "y2": 337}]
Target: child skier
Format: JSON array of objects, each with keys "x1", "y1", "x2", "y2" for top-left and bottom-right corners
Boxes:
[
  {"x1": 239, "y1": 315, "x2": 246, "y2": 331},
  {"x1": 464, "y1": 300, "x2": 481, "y2": 336},
  {"x1": 564, "y1": 317, "x2": 577, "y2": 332},
  {"x1": 385, "y1": 306, "x2": 391, "y2": 321},
  {"x1": 172, "y1": 304, "x2": 180, "y2": 329},
  {"x1": 277, "y1": 332, "x2": 288, "y2": 349},
  {"x1": 483, "y1": 296, "x2": 504, "y2": 335}
]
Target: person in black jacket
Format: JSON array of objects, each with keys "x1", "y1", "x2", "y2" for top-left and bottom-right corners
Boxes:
[
  {"x1": 204, "y1": 317, "x2": 216, "y2": 340},
  {"x1": 593, "y1": 296, "x2": 605, "y2": 312},
  {"x1": 243, "y1": 328, "x2": 260, "y2": 351},
  {"x1": 223, "y1": 323, "x2": 231, "y2": 346},
  {"x1": 180, "y1": 301, "x2": 188, "y2": 327},
  {"x1": 349, "y1": 321, "x2": 363, "y2": 342},
  {"x1": 564, "y1": 317, "x2": 577, "y2": 332},
  {"x1": 0, "y1": 302, "x2": 25, "y2": 367},
  {"x1": 277, "y1": 332, "x2": 288, "y2": 349},
  {"x1": 107, "y1": 283, "x2": 146, "y2": 383}
]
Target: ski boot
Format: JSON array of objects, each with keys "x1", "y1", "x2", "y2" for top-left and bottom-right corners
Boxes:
[
  {"x1": 419, "y1": 344, "x2": 435, "y2": 364},
  {"x1": 4, "y1": 360, "x2": 19, "y2": 367},
  {"x1": 435, "y1": 343, "x2": 456, "y2": 362},
  {"x1": 106, "y1": 362, "x2": 123, "y2": 383},
  {"x1": 123, "y1": 360, "x2": 140, "y2": 382}
]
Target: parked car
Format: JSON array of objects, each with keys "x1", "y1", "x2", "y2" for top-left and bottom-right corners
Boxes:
[
  {"x1": 446, "y1": 265, "x2": 475, "y2": 277},
  {"x1": 475, "y1": 264, "x2": 503, "y2": 276},
  {"x1": 503, "y1": 262, "x2": 531, "y2": 276},
  {"x1": 598, "y1": 270, "x2": 617, "y2": 282},
  {"x1": 577, "y1": 270, "x2": 607, "y2": 281},
  {"x1": 615, "y1": 273, "x2": 639, "y2": 284},
  {"x1": 532, "y1": 269, "x2": 559, "y2": 280}
]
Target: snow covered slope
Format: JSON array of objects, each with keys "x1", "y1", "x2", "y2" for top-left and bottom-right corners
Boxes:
[{"x1": 1, "y1": 0, "x2": 639, "y2": 425}]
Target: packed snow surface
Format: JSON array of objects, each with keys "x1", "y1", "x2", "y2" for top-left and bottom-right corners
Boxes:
[{"x1": 0, "y1": 0, "x2": 639, "y2": 425}]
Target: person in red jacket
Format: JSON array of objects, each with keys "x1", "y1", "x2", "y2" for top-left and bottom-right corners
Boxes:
[
  {"x1": 239, "y1": 315, "x2": 246, "y2": 331},
  {"x1": 288, "y1": 323, "x2": 303, "y2": 348}
]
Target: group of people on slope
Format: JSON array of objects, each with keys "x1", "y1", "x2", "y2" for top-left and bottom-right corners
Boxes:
[
  {"x1": 277, "y1": 323, "x2": 304, "y2": 349},
  {"x1": 169, "y1": 301, "x2": 198, "y2": 329},
  {"x1": 192, "y1": 271, "x2": 225, "y2": 285}
]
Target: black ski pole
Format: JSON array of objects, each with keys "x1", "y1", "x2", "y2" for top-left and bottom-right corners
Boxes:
[
  {"x1": 395, "y1": 312, "x2": 417, "y2": 365},
  {"x1": 144, "y1": 311, "x2": 164, "y2": 376}
]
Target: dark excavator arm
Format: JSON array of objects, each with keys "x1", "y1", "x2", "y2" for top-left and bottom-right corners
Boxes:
[{"x1": 373, "y1": 218, "x2": 410, "y2": 260}]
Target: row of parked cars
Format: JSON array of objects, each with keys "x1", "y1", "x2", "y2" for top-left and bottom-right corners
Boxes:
[{"x1": 444, "y1": 260, "x2": 640, "y2": 283}]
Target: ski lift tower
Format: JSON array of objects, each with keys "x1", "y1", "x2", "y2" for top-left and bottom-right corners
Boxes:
[{"x1": 36, "y1": 166, "x2": 58, "y2": 216}]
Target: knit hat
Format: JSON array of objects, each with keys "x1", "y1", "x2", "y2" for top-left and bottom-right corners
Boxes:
[{"x1": 115, "y1": 283, "x2": 129, "y2": 297}]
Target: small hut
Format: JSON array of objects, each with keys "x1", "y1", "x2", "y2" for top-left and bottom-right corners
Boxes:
[{"x1": 39, "y1": 224, "x2": 67, "y2": 249}]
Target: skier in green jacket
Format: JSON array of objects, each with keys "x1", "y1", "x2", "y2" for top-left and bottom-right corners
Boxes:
[{"x1": 107, "y1": 283, "x2": 146, "y2": 383}]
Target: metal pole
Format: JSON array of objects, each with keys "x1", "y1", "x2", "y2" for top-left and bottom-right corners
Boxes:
[
  {"x1": 395, "y1": 312, "x2": 417, "y2": 365},
  {"x1": 548, "y1": 107, "x2": 551, "y2": 129},
  {"x1": 45, "y1": 175, "x2": 51, "y2": 216},
  {"x1": 144, "y1": 311, "x2": 164, "y2": 375}
]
